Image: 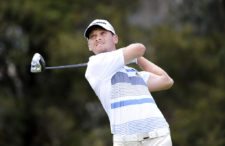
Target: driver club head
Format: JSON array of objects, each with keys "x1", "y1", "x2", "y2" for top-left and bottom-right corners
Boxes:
[{"x1": 30, "y1": 53, "x2": 46, "y2": 73}]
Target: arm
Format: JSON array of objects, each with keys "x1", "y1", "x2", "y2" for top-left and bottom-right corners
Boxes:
[
  {"x1": 122, "y1": 43, "x2": 146, "y2": 64},
  {"x1": 137, "y1": 57, "x2": 174, "y2": 92}
]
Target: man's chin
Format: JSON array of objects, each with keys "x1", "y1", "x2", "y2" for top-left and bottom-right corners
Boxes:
[{"x1": 97, "y1": 50, "x2": 107, "y2": 54}]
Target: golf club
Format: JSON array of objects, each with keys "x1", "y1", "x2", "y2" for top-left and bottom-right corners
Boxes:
[{"x1": 30, "y1": 53, "x2": 87, "y2": 73}]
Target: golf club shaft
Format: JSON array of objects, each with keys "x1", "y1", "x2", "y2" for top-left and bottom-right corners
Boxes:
[{"x1": 45, "y1": 63, "x2": 87, "y2": 70}]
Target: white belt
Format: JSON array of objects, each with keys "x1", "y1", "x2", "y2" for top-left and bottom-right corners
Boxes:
[{"x1": 113, "y1": 128, "x2": 170, "y2": 142}]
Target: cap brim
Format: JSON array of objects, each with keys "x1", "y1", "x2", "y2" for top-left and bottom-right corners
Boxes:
[
  {"x1": 84, "y1": 24, "x2": 115, "y2": 39},
  {"x1": 84, "y1": 25, "x2": 102, "y2": 38}
]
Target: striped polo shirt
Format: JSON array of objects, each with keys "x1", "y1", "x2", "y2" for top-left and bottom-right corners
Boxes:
[
  {"x1": 110, "y1": 67, "x2": 168, "y2": 135},
  {"x1": 85, "y1": 49, "x2": 169, "y2": 136}
]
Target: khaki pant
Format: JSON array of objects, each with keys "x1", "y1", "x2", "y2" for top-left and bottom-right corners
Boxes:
[{"x1": 113, "y1": 134, "x2": 172, "y2": 146}]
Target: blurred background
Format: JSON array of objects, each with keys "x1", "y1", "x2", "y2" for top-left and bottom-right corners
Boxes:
[{"x1": 0, "y1": 0, "x2": 224, "y2": 146}]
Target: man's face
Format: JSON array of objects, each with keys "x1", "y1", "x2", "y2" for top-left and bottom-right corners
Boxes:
[{"x1": 87, "y1": 27, "x2": 118, "y2": 54}]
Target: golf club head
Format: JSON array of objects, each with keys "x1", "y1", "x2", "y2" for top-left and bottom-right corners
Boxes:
[{"x1": 30, "y1": 53, "x2": 46, "y2": 73}]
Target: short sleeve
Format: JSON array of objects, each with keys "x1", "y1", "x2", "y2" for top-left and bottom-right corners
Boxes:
[
  {"x1": 85, "y1": 49, "x2": 124, "y2": 90},
  {"x1": 138, "y1": 71, "x2": 150, "y2": 84}
]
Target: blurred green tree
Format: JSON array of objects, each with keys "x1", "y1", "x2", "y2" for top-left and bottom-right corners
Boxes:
[{"x1": 0, "y1": 0, "x2": 139, "y2": 146}]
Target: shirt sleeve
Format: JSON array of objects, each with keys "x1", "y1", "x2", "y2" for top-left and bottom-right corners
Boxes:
[
  {"x1": 138, "y1": 71, "x2": 150, "y2": 84},
  {"x1": 85, "y1": 49, "x2": 124, "y2": 90}
]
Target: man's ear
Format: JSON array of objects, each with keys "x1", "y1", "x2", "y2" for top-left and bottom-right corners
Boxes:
[{"x1": 113, "y1": 34, "x2": 118, "y2": 44}]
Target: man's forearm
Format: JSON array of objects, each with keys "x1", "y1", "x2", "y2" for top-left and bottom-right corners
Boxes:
[{"x1": 137, "y1": 57, "x2": 174, "y2": 91}]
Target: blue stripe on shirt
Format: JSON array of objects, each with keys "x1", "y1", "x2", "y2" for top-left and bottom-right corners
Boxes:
[
  {"x1": 111, "y1": 72, "x2": 146, "y2": 86},
  {"x1": 111, "y1": 98, "x2": 155, "y2": 109}
]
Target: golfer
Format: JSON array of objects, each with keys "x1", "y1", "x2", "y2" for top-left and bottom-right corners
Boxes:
[{"x1": 84, "y1": 19, "x2": 174, "y2": 146}]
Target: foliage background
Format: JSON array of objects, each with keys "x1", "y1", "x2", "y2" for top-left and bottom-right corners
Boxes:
[{"x1": 0, "y1": 0, "x2": 224, "y2": 146}]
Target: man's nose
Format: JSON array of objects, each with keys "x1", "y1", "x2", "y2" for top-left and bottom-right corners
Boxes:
[{"x1": 96, "y1": 35, "x2": 102, "y2": 41}]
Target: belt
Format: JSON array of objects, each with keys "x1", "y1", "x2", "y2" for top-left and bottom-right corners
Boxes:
[{"x1": 113, "y1": 128, "x2": 170, "y2": 142}]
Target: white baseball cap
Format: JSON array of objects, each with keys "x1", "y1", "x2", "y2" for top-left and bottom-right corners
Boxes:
[{"x1": 84, "y1": 19, "x2": 116, "y2": 39}]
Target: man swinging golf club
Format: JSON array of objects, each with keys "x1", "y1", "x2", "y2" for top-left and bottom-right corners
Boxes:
[{"x1": 84, "y1": 19, "x2": 174, "y2": 146}]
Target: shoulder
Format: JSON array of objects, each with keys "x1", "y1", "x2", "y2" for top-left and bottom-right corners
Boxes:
[
  {"x1": 85, "y1": 50, "x2": 124, "y2": 87},
  {"x1": 87, "y1": 49, "x2": 124, "y2": 69}
]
